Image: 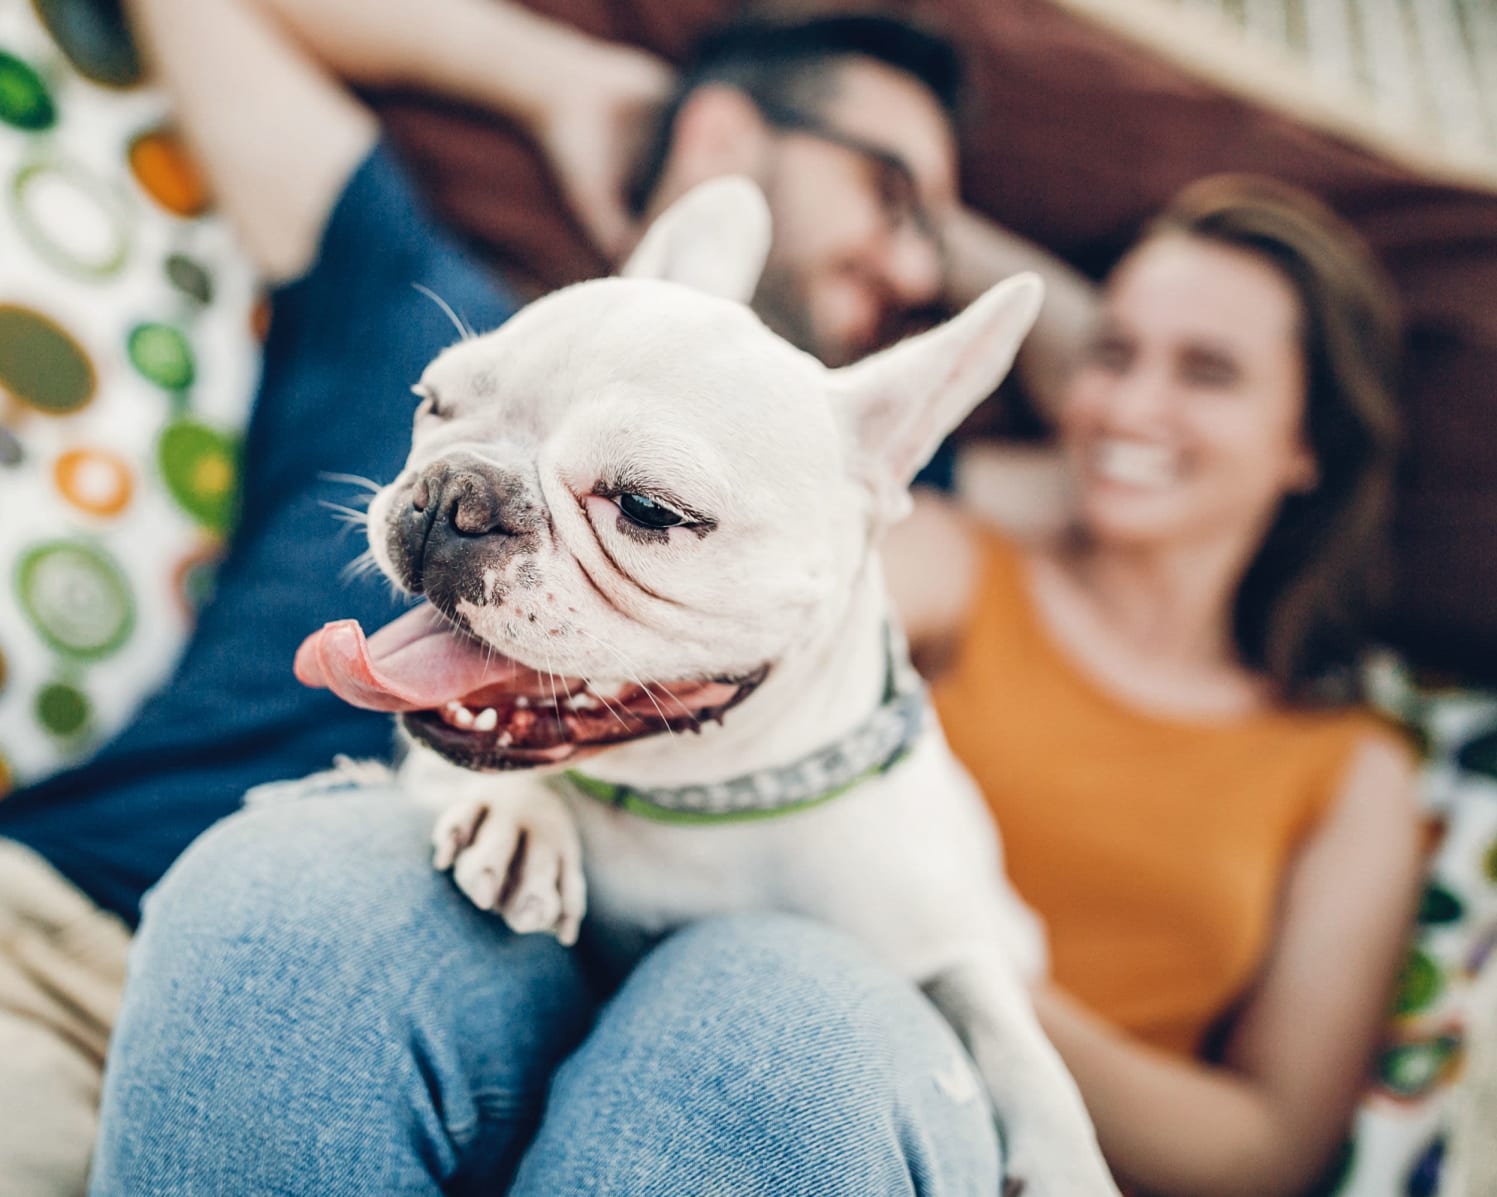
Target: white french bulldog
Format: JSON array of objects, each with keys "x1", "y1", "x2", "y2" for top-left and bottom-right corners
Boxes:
[{"x1": 295, "y1": 178, "x2": 1119, "y2": 1196}]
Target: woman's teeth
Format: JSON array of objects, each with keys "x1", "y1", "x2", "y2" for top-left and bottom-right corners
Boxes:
[{"x1": 1092, "y1": 439, "x2": 1179, "y2": 489}]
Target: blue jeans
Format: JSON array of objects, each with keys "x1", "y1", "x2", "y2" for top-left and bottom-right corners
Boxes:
[{"x1": 89, "y1": 788, "x2": 1002, "y2": 1195}]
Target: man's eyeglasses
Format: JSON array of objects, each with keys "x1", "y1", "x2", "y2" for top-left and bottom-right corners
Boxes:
[{"x1": 752, "y1": 98, "x2": 941, "y2": 251}]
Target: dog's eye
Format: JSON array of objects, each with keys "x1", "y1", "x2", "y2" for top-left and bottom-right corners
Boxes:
[
  {"x1": 617, "y1": 493, "x2": 686, "y2": 529},
  {"x1": 411, "y1": 384, "x2": 448, "y2": 419}
]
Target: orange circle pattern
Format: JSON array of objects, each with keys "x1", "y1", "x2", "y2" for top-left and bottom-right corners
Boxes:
[
  {"x1": 127, "y1": 127, "x2": 210, "y2": 218},
  {"x1": 54, "y1": 448, "x2": 133, "y2": 516}
]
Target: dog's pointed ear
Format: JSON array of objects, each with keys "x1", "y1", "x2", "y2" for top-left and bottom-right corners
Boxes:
[
  {"x1": 620, "y1": 177, "x2": 771, "y2": 304},
  {"x1": 830, "y1": 274, "x2": 1044, "y2": 523}
]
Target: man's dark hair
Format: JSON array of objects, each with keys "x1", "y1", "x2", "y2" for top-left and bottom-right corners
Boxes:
[{"x1": 627, "y1": 12, "x2": 963, "y2": 214}]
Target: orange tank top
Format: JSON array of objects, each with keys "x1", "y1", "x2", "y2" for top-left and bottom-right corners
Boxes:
[{"x1": 932, "y1": 531, "x2": 1391, "y2": 1057}]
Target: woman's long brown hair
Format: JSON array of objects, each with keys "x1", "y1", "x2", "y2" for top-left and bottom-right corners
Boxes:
[{"x1": 1140, "y1": 176, "x2": 1402, "y2": 705}]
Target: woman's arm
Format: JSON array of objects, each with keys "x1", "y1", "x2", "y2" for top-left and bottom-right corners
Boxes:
[
  {"x1": 951, "y1": 442, "x2": 1072, "y2": 542},
  {"x1": 886, "y1": 479, "x2": 1075, "y2": 669},
  {"x1": 942, "y1": 207, "x2": 1099, "y2": 419},
  {"x1": 125, "y1": 0, "x2": 668, "y2": 280},
  {"x1": 1036, "y1": 734, "x2": 1423, "y2": 1197},
  {"x1": 884, "y1": 492, "x2": 984, "y2": 663}
]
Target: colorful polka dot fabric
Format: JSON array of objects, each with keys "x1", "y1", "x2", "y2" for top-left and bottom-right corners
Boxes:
[
  {"x1": 1328, "y1": 673, "x2": 1497, "y2": 1197},
  {"x1": 0, "y1": 1, "x2": 259, "y2": 793}
]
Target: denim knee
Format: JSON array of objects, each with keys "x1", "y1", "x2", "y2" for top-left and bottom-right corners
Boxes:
[
  {"x1": 512, "y1": 912, "x2": 1002, "y2": 1196},
  {"x1": 129, "y1": 786, "x2": 591, "y2": 1097},
  {"x1": 130, "y1": 789, "x2": 471, "y2": 1014},
  {"x1": 140, "y1": 787, "x2": 451, "y2": 952},
  {"x1": 96, "y1": 788, "x2": 594, "y2": 1197}
]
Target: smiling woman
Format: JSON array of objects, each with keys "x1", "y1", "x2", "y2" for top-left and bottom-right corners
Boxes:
[
  {"x1": 1131, "y1": 179, "x2": 1401, "y2": 698},
  {"x1": 889, "y1": 176, "x2": 1420, "y2": 1197}
]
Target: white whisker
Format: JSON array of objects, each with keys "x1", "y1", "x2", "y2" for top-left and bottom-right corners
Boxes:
[
  {"x1": 319, "y1": 500, "x2": 369, "y2": 525},
  {"x1": 582, "y1": 678, "x2": 632, "y2": 735},
  {"x1": 540, "y1": 640, "x2": 563, "y2": 720},
  {"x1": 641, "y1": 678, "x2": 695, "y2": 720},
  {"x1": 341, "y1": 549, "x2": 382, "y2": 582},
  {"x1": 318, "y1": 471, "x2": 383, "y2": 494},
  {"x1": 572, "y1": 626, "x2": 685, "y2": 739},
  {"x1": 412, "y1": 283, "x2": 475, "y2": 340}
]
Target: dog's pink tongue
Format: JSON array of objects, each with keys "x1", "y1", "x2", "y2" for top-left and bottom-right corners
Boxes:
[{"x1": 295, "y1": 605, "x2": 514, "y2": 712}]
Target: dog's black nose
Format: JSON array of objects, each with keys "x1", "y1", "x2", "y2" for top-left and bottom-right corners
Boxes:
[
  {"x1": 418, "y1": 460, "x2": 510, "y2": 540},
  {"x1": 392, "y1": 457, "x2": 524, "y2": 594}
]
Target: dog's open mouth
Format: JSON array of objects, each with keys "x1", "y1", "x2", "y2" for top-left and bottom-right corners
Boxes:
[{"x1": 294, "y1": 605, "x2": 766, "y2": 770}]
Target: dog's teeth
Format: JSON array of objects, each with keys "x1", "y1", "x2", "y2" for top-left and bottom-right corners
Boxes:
[
  {"x1": 497, "y1": 731, "x2": 514, "y2": 748},
  {"x1": 515, "y1": 696, "x2": 530, "y2": 709},
  {"x1": 452, "y1": 705, "x2": 475, "y2": 729},
  {"x1": 472, "y1": 707, "x2": 499, "y2": 732},
  {"x1": 444, "y1": 700, "x2": 462, "y2": 714},
  {"x1": 565, "y1": 692, "x2": 599, "y2": 711}
]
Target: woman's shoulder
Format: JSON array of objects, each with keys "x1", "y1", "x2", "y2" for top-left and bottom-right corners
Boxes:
[
  {"x1": 885, "y1": 495, "x2": 1054, "y2": 678},
  {"x1": 886, "y1": 493, "x2": 1013, "y2": 641},
  {"x1": 1268, "y1": 702, "x2": 1420, "y2": 835},
  {"x1": 1276, "y1": 702, "x2": 1414, "y2": 757}
]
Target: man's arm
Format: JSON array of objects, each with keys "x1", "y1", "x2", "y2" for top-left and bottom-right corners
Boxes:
[
  {"x1": 935, "y1": 211, "x2": 1095, "y2": 536},
  {"x1": 249, "y1": 0, "x2": 671, "y2": 255},
  {"x1": 125, "y1": 0, "x2": 669, "y2": 281},
  {"x1": 943, "y1": 207, "x2": 1098, "y2": 420}
]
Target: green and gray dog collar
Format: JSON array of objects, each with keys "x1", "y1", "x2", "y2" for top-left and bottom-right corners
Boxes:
[{"x1": 558, "y1": 639, "x2": 927, "y2": 826}]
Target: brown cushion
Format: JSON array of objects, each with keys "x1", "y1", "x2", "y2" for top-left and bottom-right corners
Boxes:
[{"x1": 373, "y1": 0, "x2": 1497, "y2": 681}]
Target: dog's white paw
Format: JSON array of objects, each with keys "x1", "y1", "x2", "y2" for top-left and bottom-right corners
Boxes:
[{"x1": 432, "y1": 796, "x2": 586, "y2": 945}]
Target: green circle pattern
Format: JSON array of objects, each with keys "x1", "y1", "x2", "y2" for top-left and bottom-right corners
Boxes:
[
  {"x1": 11, "y1": 160, "x2": 130, "y2": 279},
  {"x1": 16, "y1": 541, "x2": 135, "y2": 661},
  {"x1": 165, "y1": 253, "x2": 213, "y2": 304},
  {"x1": 1376, "y1": 1034, "x2": 1462, "y2": 1099},
  {"x1": 1416, "y1": 882, "x2": 1463, "y2": 926},
  {"x1": 128, "y1": 322, "x2": 195, "y2": 390},
  {"x1": 35, "y1": 680, "x2": 90, "y2": 737},
  {"x1": 1456, "y1": 726, "x2": 1497, "y2": 779},
  {"x1": 0, "y1": 304, "x2": 96, "y2": 414},
  {"x1": 0, "y1": 50, "x2": 55, "y2": 131},
  {"x1": 1392, "y1": 948, "x2": 1444, "y2": 1017},
  {"x1": 158, "y1": 420, "x2": 239, "y2": 534}
]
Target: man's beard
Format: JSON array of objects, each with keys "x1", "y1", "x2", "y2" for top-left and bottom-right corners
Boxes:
[{"x1": 751, "y1": 265, "x2": 842, "y2": 366}]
